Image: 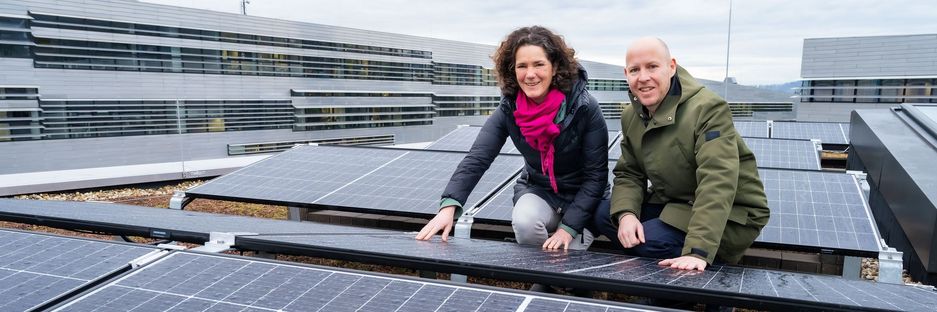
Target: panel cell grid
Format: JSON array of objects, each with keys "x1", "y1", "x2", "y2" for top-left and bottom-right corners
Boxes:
[
  {"x1": 734, "y1": 121, "x2": 769, "y2": 138},
  {"x1": 771, "y1": 122, "x2": 850, "y2": 144},
  {"x1": 743, "y1": 137, "x2": 821, "y2": 170},
  {"x1": 0, "y1": 230, "x2": 154, "y2": 312},
  {"x1": 188, "y1": 145, "x2": 407, "y2": 204},
  {"x1": 756, "y1": 169, "x2": 882, "y2": 253},
  {"x1": 315, "y1": 151, "x2": 523, "y2": 216},
  {"x1": 239, "y1": 234, "x2": 937, "y2": 311},
  {"x1": 55, "y1": 252, "x2": 652, "y2": 312}
]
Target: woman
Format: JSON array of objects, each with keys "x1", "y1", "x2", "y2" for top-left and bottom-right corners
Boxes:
[{"x1": 415, "y1": 26, "x2": 609, "y2": 250}]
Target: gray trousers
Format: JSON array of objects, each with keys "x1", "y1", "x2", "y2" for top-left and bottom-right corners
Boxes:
[{"x1": 512, "y1": 193, "x2": 594, "y2": 250}]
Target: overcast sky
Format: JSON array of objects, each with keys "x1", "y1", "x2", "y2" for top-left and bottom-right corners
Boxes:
[{"x1": 142, "y1": 0, "x2": 936, "y2": 85}]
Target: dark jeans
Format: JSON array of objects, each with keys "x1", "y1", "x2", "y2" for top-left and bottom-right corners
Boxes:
[{"x1": 594, "y1": 201, "x2": 685, "y2": 259}]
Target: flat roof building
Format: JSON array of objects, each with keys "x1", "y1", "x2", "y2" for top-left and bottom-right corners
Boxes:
[{"x1": 797, "y1": 34, "x2": 937, "y2": 122}]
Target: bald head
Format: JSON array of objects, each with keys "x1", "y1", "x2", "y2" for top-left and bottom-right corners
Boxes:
[
  {"x1": 624, "y1": 37, "x2": 677, "y2": 114},
  {"x1": 626, "y1": 37, "x2": 671, "y2": 63}
]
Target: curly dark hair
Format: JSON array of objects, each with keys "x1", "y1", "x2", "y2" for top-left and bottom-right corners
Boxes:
[{"x1": 492, "y1": 26, "x2": 579, "y2": 97}]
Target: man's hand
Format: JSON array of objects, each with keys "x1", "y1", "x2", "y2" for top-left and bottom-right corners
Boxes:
[
  {"x1": 543, "y1": 229, "x2": 574, "y2": 250},
  {"x1": 617, "y1": 213, "x2": 644, "y2": 248},
  {"x1": 659, "y1": 256, "x2": 707, "y2": 271},
  {"x1": 415, "y1": 206, "x2": 456, "y2": 241}
]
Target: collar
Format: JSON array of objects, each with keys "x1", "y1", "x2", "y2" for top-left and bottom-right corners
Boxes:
[{"x1": 632, "y1": 72, "x2": 682, "y2": 130}]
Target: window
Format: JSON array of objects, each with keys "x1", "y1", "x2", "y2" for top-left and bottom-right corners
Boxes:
[
  {"x1": 809, "y1": 80, "x2": 834, "y2": 102},
  {"x1": 856, "y1": 80, "x2": 880, "y2": 103},
  {"x1": 906, "y1": 79, "x2": 933, "y2": 103},
  {"x1": 832, "y1": 80, "x2": 856, "y2": 103},
  {"x1": 880, "y1": 79, "x2": 904, "y2": 103}
]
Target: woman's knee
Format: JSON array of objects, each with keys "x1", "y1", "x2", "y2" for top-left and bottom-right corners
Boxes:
[{"x1": 512, "y1": 193, "x2": 554, "y2": 244}]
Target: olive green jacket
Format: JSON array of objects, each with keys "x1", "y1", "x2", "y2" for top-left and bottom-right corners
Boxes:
[{"x1": 611, "y1": 65, "x2": 770, "y2": 264}]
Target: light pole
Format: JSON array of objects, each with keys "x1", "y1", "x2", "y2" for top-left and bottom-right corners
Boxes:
[
  {"x1": 724, "y1": 0, "x2": 733, "y2": 101},
  {"x1": 240, "y1": 0, "x2": 250, "y2": 15}
]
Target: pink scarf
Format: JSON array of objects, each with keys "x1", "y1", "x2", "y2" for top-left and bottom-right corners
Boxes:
[{"x1": 514, "y1": 88, "x2": 565, "y2": 193}]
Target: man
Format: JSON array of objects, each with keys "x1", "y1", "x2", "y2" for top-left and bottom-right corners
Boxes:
[{"x1": 596, "y1": 37, "x2": 770, "y2": 271}]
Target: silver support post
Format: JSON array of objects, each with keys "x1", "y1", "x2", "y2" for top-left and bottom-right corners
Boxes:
[
  {"x1": 842, "y1": 256, "x2": 861, "y2": 280},
  {"x1": 878, "y1": 247, "x2": 904, "y2": 284},
  {"x1": 811, "y1": 139, "x2": 823, "y2": 169},
  {"x1": 287, "y1": 206, "x2": 307, "y2": 221},
  {"x1": 169, "y1": 191, "x2": 192, "y2": 210},
  {"x1": 847, "y1": 170, "x2": 871, "y2": 199},
  {"x1": 449, "y1": 214, "x2": 474, "y2": 283},
  {"x1": 454, "y1": 215, "x2": 473, "y2": 239}
]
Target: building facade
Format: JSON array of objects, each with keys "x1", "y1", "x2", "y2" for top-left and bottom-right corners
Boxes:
[
  {"x1": 797, "y1": 34, "x2": 937, "y2": 122},
  {"x1": 0, "y1": 0, "x2": 790, "y2": 194},
  {"x1": 0, "y1": 0, "x2": 630, "y2": 176}
]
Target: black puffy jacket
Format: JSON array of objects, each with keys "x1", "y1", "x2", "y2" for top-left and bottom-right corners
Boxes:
[{"x1": 441, "y1": 68, "x2": 609, "y2": 234}]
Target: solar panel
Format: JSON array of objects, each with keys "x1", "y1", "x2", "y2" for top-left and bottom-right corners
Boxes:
[
  {"x1": 54, "y1": 251, "x2": 659, "y2": 312},
  {"x1": 313, "y1": 150, "x2": 523, "y2": 217},
  {"x1": 186, "y1": 145, "x2": 523, "y2": 218},
  {"x1": 609, "y1": 132, "x2": 623, "y2": 160},
  {"x1": 236, "y1": 234, "x2": 937, "y2": 311},
  {"x1": 743, "y1": 137, "x2": 821, "y2": 170},
  {"x1": 0, "y1": 229, "x2": 156, "y2": 311},
  {"x1": 771, "y1": 122, "x2": 850, "y2": 145},
  {"x1": 188, "y1": 145, "x2": 407, "y2": 204},
  {"x1": 734, "y1": 121, "x2": 770, "y2": 138},
  {"x1": 756, "y1": 169, "x2": 882, "y2": 255},
  {"x1": 0, "y1": 199, "x2": 393, "y2": 244},
  {"x1": 472, "y1": 161, "x2": 617, "y2": 224},
  {"x1": 425, "y1": 126, "x2": 518, "y2": 154}
]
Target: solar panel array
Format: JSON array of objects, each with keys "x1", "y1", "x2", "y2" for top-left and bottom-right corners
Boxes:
[
  {"x1": 472, "y1": 167, "x2": 879, "y2": 255},
  {"x1": 758, "y1": 169, "x2": 881, "y2": 254},
  {"x1": 0, "y1": 229, "x2": 155, "y2": 311},
  {"x1": 772, "y1": 122, "x2": 850, "y2": 144},
  {"x1": 734, "y1": 121, "x2": 770, "y2": 138},
  {"x1": 55, "y1": 251, "x2": 655, "y2": 312},
  {"x1": 743, "y1": 137, "x2": 821, "y2": 170},
  {"x1": 237, "y1": 234, "x2": 937, "y2": 311},
  {"x1": 186, "y1": 145, "x2": 524, "y2": 218}
]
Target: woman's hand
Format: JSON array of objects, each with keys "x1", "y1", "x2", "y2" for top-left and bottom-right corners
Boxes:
[
  {"x1": 415, "y1": 206, "x2": 456, "y2": 241},
  {"x1": 543, "y1": 229, "x2": 574, "y2": 250}
]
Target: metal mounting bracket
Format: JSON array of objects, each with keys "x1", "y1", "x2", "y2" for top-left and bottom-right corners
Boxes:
[
  {"x1": 169, "y1": 191, "x2": 193, "y2": 210},
  {"x1": 190, "y1": 232, "x2": 257, "y2": 253}
]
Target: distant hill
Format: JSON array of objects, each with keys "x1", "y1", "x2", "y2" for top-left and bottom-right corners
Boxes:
[{"x1": 753, "y1": 81, "x2": 801, "y2": 95}]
